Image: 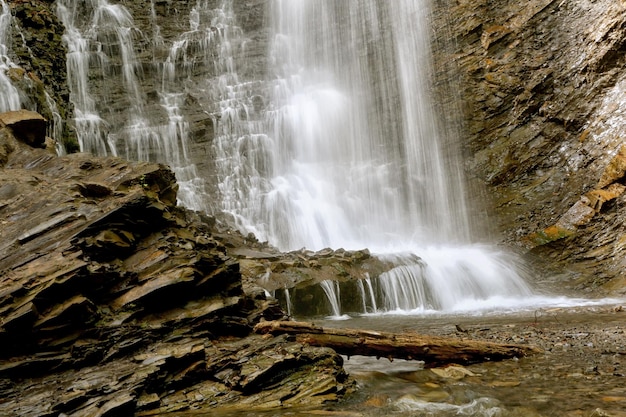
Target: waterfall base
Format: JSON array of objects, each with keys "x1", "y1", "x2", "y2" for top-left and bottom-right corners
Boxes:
[{"x1": 230, "y1": 240, "x2": 622, "y2": 319}]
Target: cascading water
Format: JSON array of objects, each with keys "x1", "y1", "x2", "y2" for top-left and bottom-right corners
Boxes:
[
  {"x1": 0, "y1": 0, "x2": 21, "y2": 113},
  {"x1": 55, "y1": 0, "x2": 242, "y2": 210},
  {"x1": 214, "y1": 0, "x2": 535, "y2": 314},
  {"x1": 52, "y1": 0, "x2": 591, "y2": 316}
]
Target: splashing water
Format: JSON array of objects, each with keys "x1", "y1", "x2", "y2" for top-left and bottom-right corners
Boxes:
[{"x1": 212, "y1": 0, "x2": 540, "y2": 313}]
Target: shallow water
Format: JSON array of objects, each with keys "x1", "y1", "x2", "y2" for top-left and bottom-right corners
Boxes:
[
  {"x1": 342, "y1": 309, "x2": 624, "y2": 416},
  {"x1": 198, "y1": 302, "x2": 626, "y2": 417}
]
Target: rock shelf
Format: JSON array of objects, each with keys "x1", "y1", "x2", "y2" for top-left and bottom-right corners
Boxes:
[{"x1": 0, "y1": 119, "x2": 353, "y2": 416}]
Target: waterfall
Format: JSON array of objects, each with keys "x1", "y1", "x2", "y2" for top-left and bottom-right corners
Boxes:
[
  {"x1": 214, "y1": 0, "x2": 473, "y2": 251},
  {"x1": 215, "y1": 0, "x2": 534, "y2": 312},
  {"x1": 357, "y1": 276, "x2": 378, "y2": 314},
  {"x1": 54, "y1": 0, "x2": 536, "y2": 314}
]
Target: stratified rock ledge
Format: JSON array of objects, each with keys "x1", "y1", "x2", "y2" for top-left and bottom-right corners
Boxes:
[{"x1": 0, "y1": 117, "x2": 354, "y2": 416}]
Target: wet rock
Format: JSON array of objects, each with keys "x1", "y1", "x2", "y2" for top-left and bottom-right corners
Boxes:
[
  {"x1": 4, "y1": 0, "x2": 74, "y2": 150},
  {"x1": 0, "y1": 124, "x2": 354, "y2": 415},
  {"x1": 227, "y1": 242, "x2": 400, "y2": 317},
  {"x1": 430, "y1": 365, "x2": 479, "y2": 380},
  {"x1": 0, "y1": 110, "x2": 46, "y2": 148},
  {"x1": 434, "y1": 0, "x2": 626, "y2": 291},
  {"x1": 598, "y1": 145, "x2": 626, "y2": 189}
]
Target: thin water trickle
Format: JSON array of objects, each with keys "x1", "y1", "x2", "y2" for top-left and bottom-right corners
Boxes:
[
  {"x1": 0, "y1": 0, "x2": 21, "y2": 113},
  {"x1": 0, "y1": 0, "x2": 65, "y2": 149}
]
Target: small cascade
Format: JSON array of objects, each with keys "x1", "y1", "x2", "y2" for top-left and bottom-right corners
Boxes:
[
  {"x1": 283, "y1": 287, "x2": 292, "y2": 318},
  {"x1": 45, "y1": 92, "x2": 66, "y2": 155},
  {"x1": 319, "y1": 280, "x2": 342, "y2": 318},
  {"x1": 355, "y1": 275, "x2": 378, "y2": 314},
  {"x1": 378, "y1": 257, "x2": 433, "y2": 313},
  {"x1": 356, "y1": 279, "x2": 368, "y2": 314},
  {"x1": 363, "y1": 276, "x2": 378, "y2": 314},
  {"x1": 304, "y1": 248, "x2": 605, "y2": 317},
  {"x1": 56, "y1": 0, "x2": 247, "y2": 209},
  {"x1": 377, "y1": 249, "x2": 533, "y2": 312}
]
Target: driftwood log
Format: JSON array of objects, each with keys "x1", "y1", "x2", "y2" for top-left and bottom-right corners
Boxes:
[{"x1": 254, "y1": 320, "x2": 541, "y2": 367}]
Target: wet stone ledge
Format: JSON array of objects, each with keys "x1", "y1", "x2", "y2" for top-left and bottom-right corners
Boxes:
[{"x1": 0, "y1": 115, "x2": 354, "y2": 416}]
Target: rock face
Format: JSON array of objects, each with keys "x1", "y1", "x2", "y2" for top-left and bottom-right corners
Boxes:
[
  {"x1": 0, "y1": 109, "x2": 47, "y2": 148},
  {"x1": 4, "y1": 0, "x2": 75, "y2": 151},
  {"x1": 0, "y1": 120, "x2": 353, "y2": 416},
  {"x1": 433, "y1": 0, "x2": 626, "y2": 293}
]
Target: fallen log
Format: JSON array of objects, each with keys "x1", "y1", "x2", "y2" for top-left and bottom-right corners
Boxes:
[{"x1": 254, "y1": 320, "x2": 541, "y2": 367}]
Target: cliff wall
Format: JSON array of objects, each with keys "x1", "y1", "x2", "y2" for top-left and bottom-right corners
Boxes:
[{"x1": 438, "y1": 0, "x2": 626, "y2": 293}]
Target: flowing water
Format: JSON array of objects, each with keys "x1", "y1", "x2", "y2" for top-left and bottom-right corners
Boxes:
[
  {"x1": 50, "y1": 0, "x2": 616, "y2": 314},
  {"x1": 0, "y1": 0, "x2": 26, "y2": 112},
  {"x1": 1, "y1": 1, "x2": 623, "y2": 415},
  {"x1": 199, "y1": 304, "x2": 626, "y2": 417},
  {"x1": 214, "y1": 0, "x2": 540, "y2": 313},
  {"x1": 221, "y1": 0, "x2": 470, "y2": 250}
]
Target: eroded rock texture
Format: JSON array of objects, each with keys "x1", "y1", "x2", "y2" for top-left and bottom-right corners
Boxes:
[
  {"x1": 435, "y1": 0, "x2": 626, "y2": 293},
  {"x1": 0, "y1": 120, "x2": 353, "y2": 416}
]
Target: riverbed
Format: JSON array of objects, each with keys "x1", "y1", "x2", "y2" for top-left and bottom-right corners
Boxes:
[{"x1": 205, "y1": 303, "x2": 625, "y2": 417}]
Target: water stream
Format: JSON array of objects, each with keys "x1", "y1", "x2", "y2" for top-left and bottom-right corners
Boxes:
[{"x1": 0, "y1": 1, "x2": 21, "y2": 113}]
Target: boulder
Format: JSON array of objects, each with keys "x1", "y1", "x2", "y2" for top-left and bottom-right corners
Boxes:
[{"x1": 0, "y1": 110, "x2": 47, "y2": 148}]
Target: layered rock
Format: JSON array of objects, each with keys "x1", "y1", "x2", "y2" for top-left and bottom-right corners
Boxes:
[
  {"x1": 435, "y1": 0, "x2": 626, "y2": 293},
  {"x1": 4, "y1": 0, "x2": 75, "y2": 151},
  {"x1": 0, "y1": 116, "x2": 353, "y2": 416}
]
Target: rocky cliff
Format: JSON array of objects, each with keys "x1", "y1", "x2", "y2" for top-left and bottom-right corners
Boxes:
[
  {"x1": 0, "y1": 112, "x2": 354, "y2": 415},
  {"x1": 434, "y1": 0, "x2": 626, "y2": 294}
]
